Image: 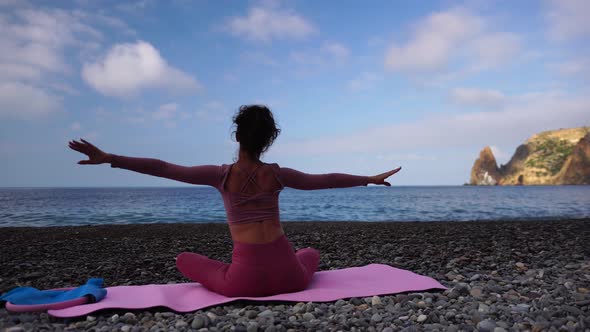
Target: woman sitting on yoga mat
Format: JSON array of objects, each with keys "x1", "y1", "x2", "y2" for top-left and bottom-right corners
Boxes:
[{"x1": 68, "y1": 105, "x2": 401, "y2": 297}]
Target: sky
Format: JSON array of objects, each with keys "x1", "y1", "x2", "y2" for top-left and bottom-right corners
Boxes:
[{"x1": 0, "y1": 0, "x2": 589, "y2": 187}]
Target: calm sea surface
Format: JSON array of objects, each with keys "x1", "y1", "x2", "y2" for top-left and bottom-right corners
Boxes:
[{"x1": 0, "y1": 186, "x2": 589, "y2": 227}]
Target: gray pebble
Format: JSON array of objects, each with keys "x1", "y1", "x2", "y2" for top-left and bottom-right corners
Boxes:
[
  {"x1": 302, "y1": 312, "x2": 315, "y2": 321},
  {"x1": 122, "y1": 312, "x2": 137, "y2": 323},
  {"x1": 191, "y1": 315, "x2": 209, "y2": 329},
  {"x1": 477, "y1": 319, "x2": 496, "y2": 332},
  {"x1": 371, "y1": 295, "x2": 382, "y2": 306},
  {"x1": 258, "y1": 309, "x2": 274, "y2": 318},
  {"x1": 371, "y1": 313, "x2": 382, "y2": 322},
  {"x1": 247, "y1": 322, "x2": 259, "y2": 332},
  {"x1": 5, "y1": 327, "x2": 25, "y2": 332}
]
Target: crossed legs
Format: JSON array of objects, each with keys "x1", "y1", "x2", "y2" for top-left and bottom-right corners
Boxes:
[{"x1": 176, "y1": 247, "x2": 320, "y2": 296}]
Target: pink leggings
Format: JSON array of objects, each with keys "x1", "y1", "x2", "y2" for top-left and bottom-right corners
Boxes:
[{"x1": 175, "y1": 234, "x2": 320, "y2": 297}]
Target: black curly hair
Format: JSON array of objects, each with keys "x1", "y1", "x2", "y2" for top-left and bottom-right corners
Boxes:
[{"x1": 231, "y1": 105, "x2": 280, "y2": 160}]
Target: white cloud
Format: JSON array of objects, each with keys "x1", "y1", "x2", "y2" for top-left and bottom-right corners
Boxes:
[
  {"x1": 0, "y1": 0, "x2": 25, "y2": 6},
  {"x1": 367, "y1": 36, "x2": 385, "y2": 47},
  {"x1": 450, "y1": 87, "x2": 506, "y2": 108},
  {"x1": 545, "y1": 0, "x2": 590, "y2": 41},
  {"x1": 0, "y1": 7, "x2": 134, "y2": 119},
  {"x1": 225, "y1": 5, "x2": 315, "y2": 42},
  {"x1": 290, "y1": 41, "x2": 350, "y2": 68},
  {"x1": 384, "y1": 8, "x2": 521, "y2": 74},
  {"x1": 115, "y1": 0, "x2": 153, "y2": 13},
  {"x1": 347, "y1": 72, "x2": 380, "y2": 91},
  {"x1": 550, "y1": 58, "x2": 590, "y2": 76},
  {"x1": 0, "y1": 8, "x2": 103, "y2": 78},
  {"x1": 275, "y1": 91, "x2": 590, "y2": 156},
  {"x1": 195, "y1": 101, "x2": 228, "y2": 122},
  {"x1": 321, "y1": 42, "x2": 350, "y2": 59},
  {"x1": 470, "y1": 32, "x2": 521, "y2": 69},
  {"x1": 0, "y1": 82, "x2": 61, "y2": 119},
  {"x1": 241, "y1": 51, "x2": 280, "y2": 67},
  {"x1": 152, "y1": 102, "x2": 178, "y2": 120},
  {"x1": 82, "y1": 41, "x2": 201, "y2": 97}
]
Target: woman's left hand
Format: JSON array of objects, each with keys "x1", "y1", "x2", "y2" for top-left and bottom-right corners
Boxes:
[{"x1": 368, "y1": 166, "x2": 402, "y2": 186}]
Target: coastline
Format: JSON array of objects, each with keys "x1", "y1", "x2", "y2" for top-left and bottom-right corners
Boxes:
[{"x1": 1, "y1": 220, "x2": 589, "y2": 331}]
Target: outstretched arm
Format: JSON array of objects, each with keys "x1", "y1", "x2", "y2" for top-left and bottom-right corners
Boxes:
[
  {"x1": 278, "y1": 166, "x2": 401, "y2": 190},
  {"x1": 68, "y1": 139, "x2": 222, "y2": 187}
]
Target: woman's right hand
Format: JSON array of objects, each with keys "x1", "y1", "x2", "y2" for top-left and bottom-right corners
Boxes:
[
  {"x1": 68, "y1": 139, "x2": 112, "y2": 165},
  {"x1": 369, "y1": 166, "x2": 402, "y2": 186}
]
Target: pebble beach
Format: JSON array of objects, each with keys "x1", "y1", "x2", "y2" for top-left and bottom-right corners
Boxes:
[{"x1": 1, "y1": 219, "x2": 589, "y2": 331}]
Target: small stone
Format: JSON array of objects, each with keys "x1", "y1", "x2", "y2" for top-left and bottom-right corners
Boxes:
[
  {"x1": 258, "y1": 309, "x2": 274, "y2": 318},
  {"x1": 5, "y1": 327, "x2": 24, "y2": 332},
  {"x1": 512, "y1": 303, "x2": 530, "y2": 313},
  {"x1": 122, "y1": 312, "x2": 137, "y2": 323},
  {"x1": 247, "y1": 322, "x2": 259, "y2": 332},
  {"x1": 110, "y1": 314, "x2": 120, "y2": 323},
  {"x1": 206, "y1": 312, "x2": 217, "y2": 322},
  {"x1": 302, "y1": 312, "x2": 315, "y2": 321},
  {"x1": 175, "y1": 320, "x2": 187, "y2": 328},
  {"x1": 477, "y1": 319, "x2": 496, "y2": 332},
  {"x1": 417, "y1": 314, "x2": 427, "y2": 323},
  {"x1": 562, "y1": 305, "x2": 583, "y2": 316},
  {"x1": 470, "y1": 274, "x2": 481, "y2": 281},
  {"x1": 399, "y1": 315, "x2": 409, "y2": 321},
  {"x1": 478, "y1": 303, "x2": 490, "y2": 313},
  {"x1": 493, "y1": 328, "x2": 507, "y2": 332},
  {"x1": 383, "y1": 328, "x2": 394, "y2": 332},
  {"x1": 371, "y1": 295, "x2": 382, "y2": 306},
  {"x1": 246, "y1": 310, "x2": 258, "y2": 319},
  {"x1": 470, "y1": 287, "x2": 483, "y2": 297},
  {"x1": 191, "y1": 315, "x2": 208, "y2": 329},
  {"x1": 86, "y1": 315, "x2": 96, "y2": 321},
  {"x1": 121, "y1": 325, "x2": 131, "y2": 332},
  {"x1": 371, "y1": 313, "x2": 382, "y2": 322}
]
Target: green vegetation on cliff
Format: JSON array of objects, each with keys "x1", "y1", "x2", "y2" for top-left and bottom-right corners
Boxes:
[{"x1": 525, "y1": 138, "x2": 575, "y2": 175}]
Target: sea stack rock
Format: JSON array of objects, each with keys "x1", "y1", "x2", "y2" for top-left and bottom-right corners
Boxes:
[
  {"x1": 469, "y1": 127, "x2": 590, "y2": 185},
  {"x1": 470, "y1": 146, "x2": 502, "y2": 185},
  {"x1": 556, "y1": 132, "x2": 590, "y2": 184}
]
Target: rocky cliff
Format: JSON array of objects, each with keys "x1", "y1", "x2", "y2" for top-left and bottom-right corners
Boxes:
[{"x1": 470, "y1": 127, "x2": 590, "y2": 185}]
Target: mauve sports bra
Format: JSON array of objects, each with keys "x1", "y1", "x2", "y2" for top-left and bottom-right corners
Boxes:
[{"x1": 110, "y1": 155, "x2": 370, "y2": 225}]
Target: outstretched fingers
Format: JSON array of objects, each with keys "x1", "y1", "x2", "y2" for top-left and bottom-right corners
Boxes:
[
  {"x1": 80, "y1": 138, "x2": 97, "y2": 149},
  {"x1": 389, "y1": 166, "x2": 402, "y2": 176}
]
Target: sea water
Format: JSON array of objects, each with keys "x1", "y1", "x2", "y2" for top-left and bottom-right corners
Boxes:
[{"x1": 0, "y1": 186, "x2": 589, "y2": 227}]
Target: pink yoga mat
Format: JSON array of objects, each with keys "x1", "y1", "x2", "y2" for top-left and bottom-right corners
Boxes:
[{"x1": 48, "y1": 264, "x2": 447, "y2": 318}]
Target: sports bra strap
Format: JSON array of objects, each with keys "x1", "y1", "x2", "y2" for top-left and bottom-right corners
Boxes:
[{"x1": 238, "y1": 164, "x2": 263, "y2": 193}]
